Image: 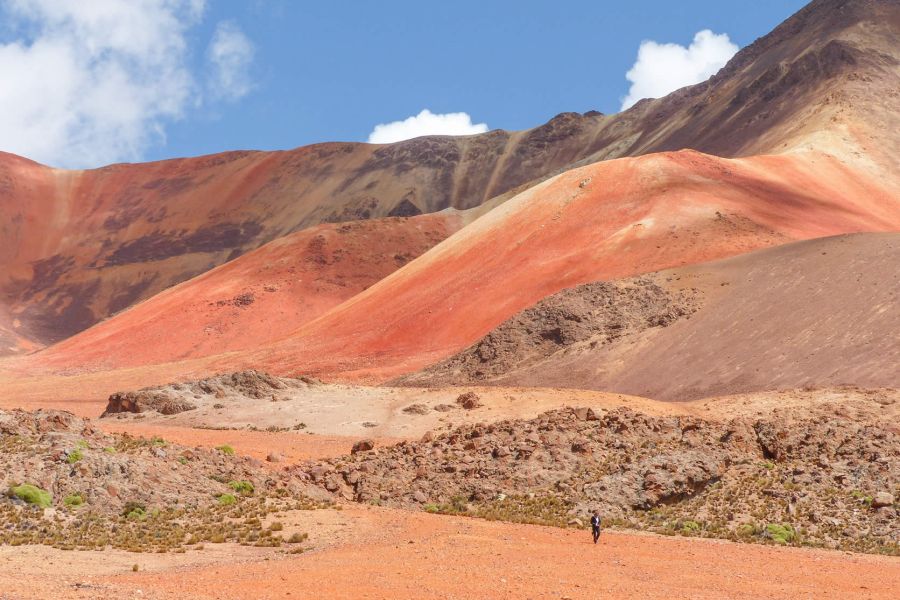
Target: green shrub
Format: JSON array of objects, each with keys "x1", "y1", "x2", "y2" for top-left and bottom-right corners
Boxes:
[
  {"x1": 423, "y1": 504, "x2": 440, "y2": 513},
  {"x1": 103, "y1": 447, "x2": 116, "y2": 454},
  {"x1": 736, "y1": 523, "x2": 758, "y2": 538},
  {"x1": 75, "y1": 440, "x2": 89, "y2": 450},
  {"x1": 63, "y1": 494, "x2": 84, "y2": 508},
  {"x1": 851, "y1": 490, "x2": 874, "y2": 506},
  {"x1": 218, "y1": 493, "x2": 237, "y2": 506},
  {"x1": 766, "y1": 523, "x2": 796, "y2": 544},
  {"x1": 66, "y1": 449, "x2": 84, "y2": 463},
  {"x1": 681, "y1": 520, "x2": 701, "y2": 534},
  {"x1": 122, "y1": 501, "x2": 147, "y2": 520},
  {"x1": 448, "y1": 495, "x2": 468, "y2": 513},
  {"x1": 229, "y1": 480, "x2": 254, "y2": 495},
  {"x1": 151, "y1": 437, "x2": 167, "y2": 447},
  {"x1": 216, "y1": 445, "x2": 235, "y2": 456},
  {"x1": 10, "y1": 484, "x2": 52, "y2": 508}
]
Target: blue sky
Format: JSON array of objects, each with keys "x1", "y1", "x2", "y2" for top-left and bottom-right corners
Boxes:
[{"x1": 0, "y1": 0, "x2": 808, "y2": 167}]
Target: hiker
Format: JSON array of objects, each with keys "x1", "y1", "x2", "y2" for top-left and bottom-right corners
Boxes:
[{"x1": 590, "y1": 510, "x2": 602, "y2": 544}]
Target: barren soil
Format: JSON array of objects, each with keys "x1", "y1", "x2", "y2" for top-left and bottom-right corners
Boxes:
[{"x1": 0, "y1": 505, "x2": 898, "y2": 600}]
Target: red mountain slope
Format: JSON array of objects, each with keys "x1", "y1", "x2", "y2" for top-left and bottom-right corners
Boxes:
[{"x1": 35, "y1": 213, "x2": 462, "y2": 366}]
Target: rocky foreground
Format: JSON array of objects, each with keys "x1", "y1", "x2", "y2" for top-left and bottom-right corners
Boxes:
[
  {"x1": 0, "y1": 409, "x2": 326, "y2": 552},
  {"x1": 298, "y1": 390, "x2": 899, "y2": 554}
]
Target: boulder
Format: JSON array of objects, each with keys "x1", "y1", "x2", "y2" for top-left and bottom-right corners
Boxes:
[
  {"x1": 456, "y1": 392, "x2": 482, "y2": 410},
  {"x1": 351, "y1": 439, "x2": 376, "y2": 454},
  {"x1": 872, "y1": 492, "x2": 894, "y2": 508}
]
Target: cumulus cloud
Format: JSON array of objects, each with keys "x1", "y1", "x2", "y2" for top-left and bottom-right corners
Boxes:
[
  {"x1": 620, "y1": 29, "x2": 738, "y2": 111},
  {"x1": 0, "y1": 0, "x2": 255, "y2": 168},
  {"x1": 207, "y1": 20, "x2": 255, "y2": 101},
  {"x1": 367, "y1": 109, "x2": 489, "y2": 144}
]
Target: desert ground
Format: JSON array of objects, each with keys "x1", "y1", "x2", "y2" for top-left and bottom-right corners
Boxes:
[{"x1": 2, "y1": 505, "x2": 899, "y2": 600}]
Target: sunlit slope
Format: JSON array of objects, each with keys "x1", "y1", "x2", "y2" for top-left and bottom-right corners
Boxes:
[{"x1": 218, "y1": 149, "x2": 898, "y2": 381}]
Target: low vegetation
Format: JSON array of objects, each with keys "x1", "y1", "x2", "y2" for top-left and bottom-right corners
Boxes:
[
  {"x1": 9, "y1": 484, "x2": 52, "y2": 508},
  {"x1": 0, "y1": 495, "x2": 326, "y2": 552}
]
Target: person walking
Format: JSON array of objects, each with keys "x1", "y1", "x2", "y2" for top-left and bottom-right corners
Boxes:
[{"x1": 590, "y1": 510, "x2": 602, "y2": 544}]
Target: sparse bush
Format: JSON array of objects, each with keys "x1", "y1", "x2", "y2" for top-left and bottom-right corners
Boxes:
[
  {"x1": 218, "y1": 493, "x2": 237, "y2": 506},
  {"x1": 229, "y1": 481, "x2": 254, "y2": 495},
  {"x1": 681, "y1": 520, "x2": 701, "y2": 534},
  {"x1": 10, "y1": 484, "x2": 52, "y2": 508},
  {"x1": 766, "y1": 523, "x2": 796, "y2": 545},
  {"x1": 122, "y1": 502, "x2": 147, "y2": 521},
  {"x1": 736, "y1": 523, "x2": 758, "y2": 539},
  {"x1": 269, "y1": 521, "x2": 283, "y2": 531},
  {"x1": 66, "y1": 449, "x2": 84, "y2": 463},
  {"x1": 216, "y1": 445, "x2": 235, "y2": 456},
  {"x1": 64, "y1": 494, "x2": 84, "y2": 508}
]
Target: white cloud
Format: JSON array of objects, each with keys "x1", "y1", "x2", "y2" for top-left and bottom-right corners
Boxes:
[
  {"x1": 367, "y1": 109, "x2": 489, "y2": 144},
  {"x1": 0, "y1": 0, "x2": 255, "y2": 168},
  {"x1": 620, "y1": 29, "x2": 738, "y2": 111},
  {"x1": 207, "y1": 20, "x2": 255, "y2": 101}
]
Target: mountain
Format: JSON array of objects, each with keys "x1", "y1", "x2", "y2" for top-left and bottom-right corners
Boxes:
[
  {"x1": 0, "y1": 117, "x2": 610, "y2": 353},
  {"x1": 399, "y1": 233, "x2": 900, "y2": 400},
  {"x1": 34, "y1": 212, "x2": 463, "y2": 365},
  {"x1": 3, "y1": 0, "x2": 899, "y2": 399},
  {"x1": 5, "y1": 1, "x2": 897, "y2": 358}
]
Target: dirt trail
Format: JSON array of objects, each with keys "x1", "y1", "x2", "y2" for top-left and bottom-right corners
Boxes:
[{"x1": 1, "y1": 505, "x2": 897, "y2": 599}]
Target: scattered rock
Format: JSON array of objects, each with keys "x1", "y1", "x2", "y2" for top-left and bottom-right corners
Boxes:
[
  {"x1": 574, "y1": 407, "x2": 599, "y2": 421},
  {"x1": 872, "y1": 492, "x2": 894, "y2": 508},
  {"x1": 351, "y1": 439, "x2": 375, "y2": 454},
  {"x1": 101, "y1": 370, "x2": 317, "y2": 416},
  {"x1": 456, "y1": 392, "x2": 482, "y2": 410},
  {"x1": 304, "y1": 402, "x2": 900, "y2": 554}
]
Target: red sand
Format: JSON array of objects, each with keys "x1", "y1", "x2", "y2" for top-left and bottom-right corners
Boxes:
[{"x1": 103, "y1": 507, "x2": 900, "y2": 600}]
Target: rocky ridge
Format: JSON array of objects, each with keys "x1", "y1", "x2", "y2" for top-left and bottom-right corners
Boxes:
[
  {"x1": 103, "y1": 370, "x2": 320, "y2": 416},
  {"x1": 299, "y1": 391, "x2": 899, "y2": 554},
  {"x1": 399, "y1": 276, "x2": 701, "y2": 385}
]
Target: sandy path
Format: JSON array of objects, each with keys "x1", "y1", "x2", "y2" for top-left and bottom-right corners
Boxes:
[
  {"x1": 98, "y1": 421, "x2": 403, "y2": 463},
  {"x1": 2, "y1": 506, "x2": 896, "y2": 600}
]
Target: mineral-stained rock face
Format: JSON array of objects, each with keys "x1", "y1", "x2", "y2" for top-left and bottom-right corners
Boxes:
[{"x1": 299, "y1": 398, "x2": 900, "y2": 553}]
